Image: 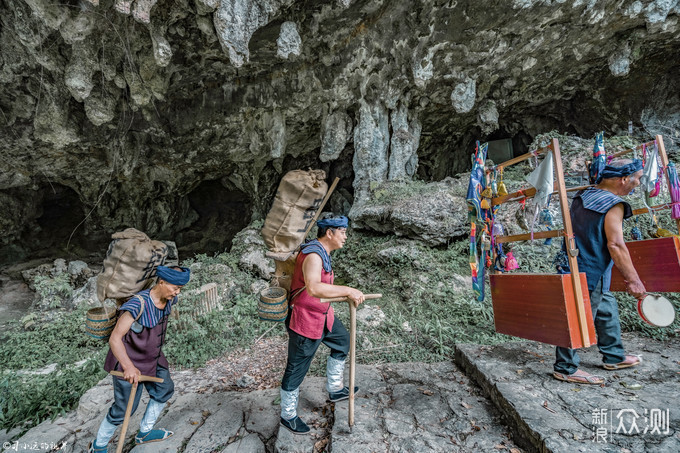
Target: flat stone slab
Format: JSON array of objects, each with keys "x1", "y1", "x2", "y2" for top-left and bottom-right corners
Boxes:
[
  {"x1": 10, "y1": 362, "x2": 520, "y2": 452},
  {"x1": 455, "y1": 333, "x2": 680, "y2": 452},
  {"x1": 331, "y1": 362, "x2": 516, "y2": 453}
]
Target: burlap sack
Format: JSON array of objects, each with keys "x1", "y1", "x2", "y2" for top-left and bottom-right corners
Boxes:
[
  {"x1": 262, "y1": 169, "x2": 328, "y2": 253},
  {"x1": 96, "y1": 228, "x2": 168, "y2": 302}
]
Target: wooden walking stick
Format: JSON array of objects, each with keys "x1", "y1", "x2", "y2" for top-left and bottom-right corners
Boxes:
[
  {"x1": 348, "y1": 300, "x2": 356, "y2": 428},
  {"x1": 320, "y1": 294, "x2": 382, "y2": 429},
  {"x1": 109, "y1": 371, "x2": 164, "y2": 453}
]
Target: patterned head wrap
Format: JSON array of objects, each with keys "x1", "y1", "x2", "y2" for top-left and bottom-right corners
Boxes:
[
  {"x1": 599, "y1": 159, "x2": 643, "y2": 182},
  {"x1": 317, "y1": 216, "x2": 348, "y2": 229},
  {"x1": 156, "y1": 266, "x2": 191, "y2": 285}
]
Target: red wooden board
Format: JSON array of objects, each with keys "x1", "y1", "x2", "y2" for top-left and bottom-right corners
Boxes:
[
  {"x1": 490, "y1": 273, "x2": 596, "y2": 349},
  {"x1": 610, "y1": 236, "x2": 680, "y2": 292}
]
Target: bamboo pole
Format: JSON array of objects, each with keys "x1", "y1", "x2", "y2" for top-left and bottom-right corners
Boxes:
[{"x1": 551, "y1": 138, "x2": 590, "y2": 346}]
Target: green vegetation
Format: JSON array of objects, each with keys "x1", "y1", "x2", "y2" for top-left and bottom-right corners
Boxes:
[
  {"x1": 33, "y1": 273, "x2": 73, "y2": 309},
  {"x1": 1, "y1": 135, "x2": 679, "y2": 434}
]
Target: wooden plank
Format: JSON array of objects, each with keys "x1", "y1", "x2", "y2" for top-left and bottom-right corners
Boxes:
[
  {"x1": 551, "y1": 138, "x2": 591, "y2": 347},
  {"x1": 495, "y1": 229, "x2": 564, "y2": 244},
  {"x1": 607, "y1": 139, "x2": 656, "y2": 160},
  {"x1": 491, "y1": 183, "x2": 593, "y2": 206},
  {"x1": 486, "y1": 145, "x2": 550, "y2": 172},
  {"x1": 490, "y1": 273, "x2": 595, "y2": 349},
  {"x1": 610, "y1": 236, "x2": 680, "y2": 292},
  {"x1": 631, "y1": 202, "x2": 679, "y2": 216}
]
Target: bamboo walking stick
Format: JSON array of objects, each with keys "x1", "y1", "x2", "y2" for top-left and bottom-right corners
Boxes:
[
  {"x1": 320, "y1": 294, "x2": 383, "y2": 428},
  {"x1": 109, "y1": 371, "x2": 164, "y2": 453}
]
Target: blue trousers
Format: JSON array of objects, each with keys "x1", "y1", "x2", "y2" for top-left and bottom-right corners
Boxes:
[
  {"x1": 281, "y1": 314, "x2": 349, "y2": 392},
  {"x1": 106, "y1": 365, "x2": 174, "y2": 425},
  {"x1": 554, "y1": 278, "x2": 626, "y2": 375}
]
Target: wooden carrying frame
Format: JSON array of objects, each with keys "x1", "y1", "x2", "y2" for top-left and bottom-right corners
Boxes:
[
  {"x1": 607, "y1": 135, "x2": 680, "y2": 292},
  {"x1": 488, "y1": 138, "x2": 596, "y2": 349}
]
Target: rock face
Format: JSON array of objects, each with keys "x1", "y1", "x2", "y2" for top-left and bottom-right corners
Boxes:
[
  {"x1": 2, "y1": 0, "x2": 680, "y2": 263},
  {"x1": 350, "y1": 177, "x2": 470, "y2": 246}
]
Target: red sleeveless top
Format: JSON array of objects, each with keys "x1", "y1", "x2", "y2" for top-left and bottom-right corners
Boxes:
[{"x1": 289, "y1": 251, "x2": 335, "y2": 339}]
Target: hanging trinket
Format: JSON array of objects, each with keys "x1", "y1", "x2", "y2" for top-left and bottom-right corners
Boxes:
[
  {"x1": 497, "y1": 167, "x2": 508, "y2": 196},
  {"x1": 630, "y1": 216, "x2": 642, "y2": 241}
]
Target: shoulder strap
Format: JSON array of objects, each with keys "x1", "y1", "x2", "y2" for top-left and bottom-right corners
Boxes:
[
  {"x1": 132, "y1": 295, "x2": 145, "y2": 323},
  {"x1": 289, "y1": 286, "x2": 306, "y2": 303}
]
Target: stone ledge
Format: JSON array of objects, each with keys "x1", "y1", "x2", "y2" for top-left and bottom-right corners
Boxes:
[{"x1": 454, "y1": 333, "x2": 680, "y2": 453}]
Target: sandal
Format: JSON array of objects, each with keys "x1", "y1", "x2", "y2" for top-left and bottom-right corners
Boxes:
[
  {"x1": 134, "y1": 428, "x2": 173, "y2": 444},
  {"x1": 553, "y1": 369, "x2": 605, "y2": 385},
  {"x1": 603, "y1": 354, "x2": 641, "y2": 370}
]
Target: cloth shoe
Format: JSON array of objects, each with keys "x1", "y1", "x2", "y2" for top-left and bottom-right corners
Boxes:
[
  {"x1": 280, "y1": 416, "x2": 310, "y2": 435},
  {"x1": 328, "y1": 386, "x2": 359, "y2": 402},
  {"x1": 134, "y1": 428, "x2": 173, "y2": 444},
  {"x1": 88, "y1": 440, "x2": 108, "y2": 453}
]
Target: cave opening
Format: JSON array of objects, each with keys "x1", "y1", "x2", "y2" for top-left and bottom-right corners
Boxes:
[
  {"x1": 32, "y1": 184, "x2": 92, "y2": 259},
  {"x1": 177, "y1": 180, "x2": 253, "y2": 256}
]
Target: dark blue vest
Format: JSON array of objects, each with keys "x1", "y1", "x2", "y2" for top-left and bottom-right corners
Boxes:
[{"x1": 571, "y1": 188, "x2": 632, "y2": 291}]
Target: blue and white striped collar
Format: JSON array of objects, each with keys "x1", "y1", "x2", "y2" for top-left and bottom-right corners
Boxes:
[{"x1": 577, "y1": 187, "x2": 625, "y2": 214}]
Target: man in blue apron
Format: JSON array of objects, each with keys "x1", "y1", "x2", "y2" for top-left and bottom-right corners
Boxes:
[
  {"x1": 89, "y1": 265, "x2": 190, "y2": 452},
  {"x1": 553, "y1": 159, "x2": 646, "y2": 385}
]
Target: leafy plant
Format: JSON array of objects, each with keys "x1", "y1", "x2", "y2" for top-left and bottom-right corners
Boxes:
[
  {"x1": 0, "y1": 352, "x2": 106, "y2": 432},
  {"x1": 33, "y1": 273, "x2": 73, "y2": 308},
  {"x1": 0, "y1": 307, "x2": 104, "y2": 370}
]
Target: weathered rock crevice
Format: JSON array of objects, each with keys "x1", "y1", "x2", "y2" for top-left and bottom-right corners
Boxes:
[{"x1": 2, "y1": 0, "x2": 680, "y2": 262}]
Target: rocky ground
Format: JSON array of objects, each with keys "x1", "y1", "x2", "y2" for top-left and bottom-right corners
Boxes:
[{"x1": 4, "y1": 332, "x2": 678, "y2": 453}]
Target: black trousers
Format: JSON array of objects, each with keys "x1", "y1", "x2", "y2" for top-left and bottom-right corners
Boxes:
[{"x1": 281, "y1": 314, "x2": 350, "y2": 391}]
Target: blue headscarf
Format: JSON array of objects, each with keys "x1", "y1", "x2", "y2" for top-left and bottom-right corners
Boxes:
[
  {"x1": 598, "y1": 159, "x2": 643, "y2": 183},
  {"x1": 156, "y1": 266, "x2": 191, "y2": 285},
  {"x1": 317, "y1": 216, "x2": 348, "y2": 229}
]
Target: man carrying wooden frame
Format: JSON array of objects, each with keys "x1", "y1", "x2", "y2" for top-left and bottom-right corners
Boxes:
[{"x1": 553, "y1": 159, "x2": 646, "y2": 385}]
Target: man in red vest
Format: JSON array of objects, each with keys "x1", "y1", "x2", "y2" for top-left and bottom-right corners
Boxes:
[{"x1": 279, "y1": 215, "x2": 365, "y2": 434}]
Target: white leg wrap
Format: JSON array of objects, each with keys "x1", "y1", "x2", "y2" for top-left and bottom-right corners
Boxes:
[
  {"x1": 326, "y1": 356, "x2": 345, "y2": 393},
  {"x1": 95, "y1": 417, "x2": 117, "y2": 447},
  {"x1": 280, "y1": 387, "x2": 299, "y2": 420},
  {"x1": 139, "y1": 399, "x2": 166, "y2": 433}
]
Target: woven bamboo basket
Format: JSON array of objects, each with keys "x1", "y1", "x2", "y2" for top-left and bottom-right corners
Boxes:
[
  {"x1": 170, "y1": 283, "x2": 221, "y2": 331},
  {"x1": 85, "y1": 306, "x2": 118, "y2": 340},
  {"x1": 258, "y1": 287, "x2": 288, "y2": 322}
]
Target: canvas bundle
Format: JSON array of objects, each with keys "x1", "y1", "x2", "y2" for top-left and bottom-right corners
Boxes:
[
  {"x1": 96, "y1": 228, "x2": 168, "y2": 303},
  {"x1": 262, "y1": 169, "x2": 328, "y2": 253}
]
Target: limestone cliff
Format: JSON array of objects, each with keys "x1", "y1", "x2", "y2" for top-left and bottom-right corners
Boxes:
[{"x1": 1, "y1": 0, "x2": 679, "y2": 262}]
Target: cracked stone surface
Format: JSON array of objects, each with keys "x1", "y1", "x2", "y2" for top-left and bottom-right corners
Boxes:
[
  {"x1": 8, "y1": 362, "x2": 518, "y2": 452},
  {"x1": 455, "y1": 332, "x2": 680, "y2": 452}
]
